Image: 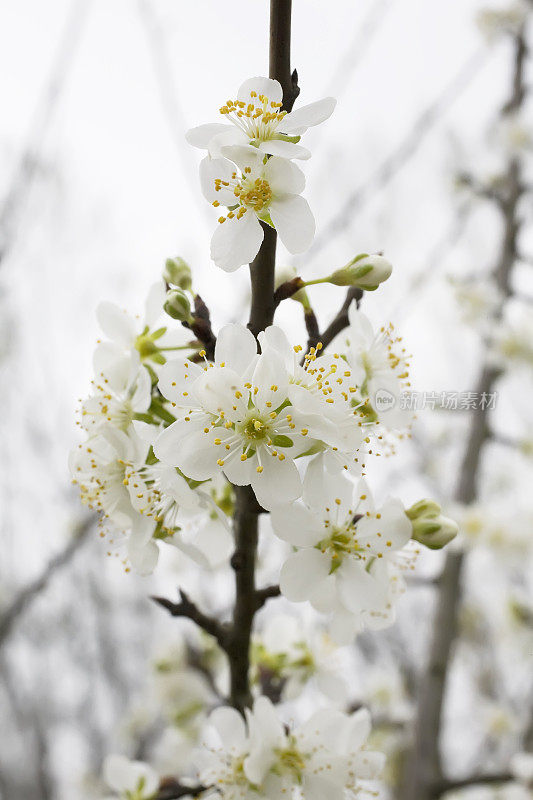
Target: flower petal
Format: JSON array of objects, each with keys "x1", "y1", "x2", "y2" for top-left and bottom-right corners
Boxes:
[
  {"x1": 199, "y1": 156, "x2": 236, "y2": 205},
  {"x1": 279, "y1": 97, "x2": 336, "y2": 134},
  {"x1": 258, "y1": 138, "x2": 311, "y2": 160},
  {"x1": 280, "y1": 549, "x2": 330, "y2": 601},
  {"x1": 186, "y1": 122, "x2": 232, "y2": 149},
  {"x1": 264, "y1": 156, "x2": 306, "y2": 195},
  {"x1": 238, "y1": 76, "x2": 283, "y2": 105},
  {"x1": 270, "y1": 502, "x2": 323, "y2": 546},
  {"x1": 209, "y1": 706, "x2": 247, "y2": 751},
  {"x1": 215, "y1": 324, "x2": 258, "y2": 374},
  {"x1": 97, "y1": 302, "x2": 136, "y2": 348},
  {"x1": 211, "y1": 211, "x2": 263, "y2": 272},
  {"x1": 158, "y1": 358, "x2": 203, "y2": 405},
  {"x1": 252, "y1": 450, "x2": 301, "y2": 510},
  {"x1": 270, "y1": 195, "x2": 315, "y2": 254}
]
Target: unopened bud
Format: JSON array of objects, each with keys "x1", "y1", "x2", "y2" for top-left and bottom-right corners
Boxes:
[
  {"x1": 406, "y1": 499, "x2": 459, "y2": 550},
  {"x1": 164, "y1": 289, "x2": 193, "y2": 323},
  {"x1": 163, "y1": 257, "x2": 192, "y2": 291},
  {"x1": 329, "y1": 253, "x2": 392, "y2": 290}
]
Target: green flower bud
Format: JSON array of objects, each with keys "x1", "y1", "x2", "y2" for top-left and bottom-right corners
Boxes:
[
  {"x1": 329, "y1": 253, "x2": 392, "y2": 290},
  {"x1": 164, "y1": 289, "x2": 193, "y2": 323},
  {"x1": 163, "y1": 257, "x2": 192, "y2": 291},
  {"x1": 406, "y1": 499, "x2": 459, "y2": 550}
]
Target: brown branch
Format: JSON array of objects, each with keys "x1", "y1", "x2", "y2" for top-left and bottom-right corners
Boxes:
[
  {"x1": 432, "y1": 773, "x2": 513, "y2": 797},
  {"x1": 316, "y1": 287, "x2": 363, "y2": 354},
  {"x1": 400, "y1": 25, "x2": 529, "y2": 800},
  {"x1": 151, "y1": 590, "x2": 229, "y2": 651},
  {"x1": 185, "y1": 294, "x2": 217, "y2": 360},
  {"x1": 0, "y1": 516, "x2": 92, "y2": 647},
  {"x1": 156, "y1": 779, "x2": 207, "y2": 799},
  {"x1": 255, "y1": 584, "x2": 281, "y2": 609}
]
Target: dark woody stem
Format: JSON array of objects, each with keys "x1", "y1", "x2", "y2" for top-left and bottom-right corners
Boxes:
[{"x1": 228, "y1": 0, "x2": 298, "y2": 712}]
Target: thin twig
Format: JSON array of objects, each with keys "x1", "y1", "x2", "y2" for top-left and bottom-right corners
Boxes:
[
  {"x1": 316, "y1": 287, "x2": 363, "y2": 354},
  {"x1": 151, "y1": 590, "x2": 229, "y2": 651},
  {"x1": 0, "y1": 516, "x2": 93, "y2": 647},
  {"x1": 309, "y1": 45, "x2": 492, "y2": 260}
]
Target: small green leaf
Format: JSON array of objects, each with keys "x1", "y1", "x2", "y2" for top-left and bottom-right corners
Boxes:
[{"x1": 271, "y1": 434, "x2": 293, "y2": 448}]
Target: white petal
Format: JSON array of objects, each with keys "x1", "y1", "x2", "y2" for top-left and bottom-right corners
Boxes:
[
  {"x1": 104, "y1": 755, "x2": 133, "y2": 792},
  {"x1": 270, "y1": 195, "x2": 315, "y2": 254},
  {"x1": 158, "y1": 358, "x2": 203, "y2": 405},
  {"x1": 258, "y1": 139, "x2": 311, "y2": 160},
  {"x1": 210, "y1": 706, "x2": 247, "y2": 751},
  {"x1": 220, "y1": 144, "x2": 264, "y2": 175},
  {"x1": 279, "y1": 97, "x2": 336, "y2": 134},
  {"x1": 215, "y1": 324, "x2": 258, "y2": 374},
  {"x1": 258, "y1": 325, "x2": 295, "y2": 369},
  {"x1": 336, "y1": 559, "x2": 387, "y2": 615},
  {"x1": 346, "y1": 707, "x2": 371, "y2": 750},
  {"x1": 208, "y1": 127, "x2": 249, "y2": 157},
  {"x1": 264, "y1": 156, "x2": 305, "y2": 195},
  {"x1": 252, "y1": 349, "x2": 289, "y2": 409},
  {"x1": 347, "y1": 304, "x2": 375, "y2": 344},
  {"x1": 131, "y1": 366, "x2": 152, "y2": 413},
  {"x1": 238, "y1": 76, "x2": 283, "y2": 105},
  {"x1": 128, "y1": 540, "x2": 159, "y2": 576},
  {"x1": 280, "y1": 549, "x2": 330, "y2": 601},
  {"x1": 97, "y1": 302, "x2": 136, "y2": 348},
  {"x1": 351, "y1": 750, "x2": 386, "y2": 779},
  {"x1": 199, "y1": 156, "x2": 236, "y2": 205},
  {"x1": 309, "y1": 573, "x2": 338, "y2": 613},
  {"x1": 211, "y1": 211, "x2": 263, "y2": 272},
  {"x1": 251, "y1": 451, "x2": 301, "y2": 510},
  {"x1": 143, "y1": 281, "x2": 166, "y2": 326},
  {"x1": 269, "y1": 502, "x2": 323, "y2": 546},
  {"x1": 186, "y1": 122, "x2": 232, "y2": 149},
  {"x1": 302, "y1": 453, "x2": 353, "y2": 512}
]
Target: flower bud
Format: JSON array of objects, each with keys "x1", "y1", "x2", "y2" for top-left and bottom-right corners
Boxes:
[
  {"x1": 164, "y1": 289, "x2": 193, "y2": 323},
  {"x1": 329, "y1": 253, "x2": 392, "y2": 290},
  {"x1": 163, "y1": 257, "x2": 192, "y2": 291},
  {"x1": 406, "y1": 499, "x2": 459, "y2": 550}
]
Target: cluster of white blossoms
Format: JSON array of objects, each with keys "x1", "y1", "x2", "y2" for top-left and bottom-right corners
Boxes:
[
  {"x1": 187, "y1": 77, "x2": 335, "y2": 270},
  {"x1": 73, "y1": 70, "x2": 461, "y2": 800},
  {"x1": 198, "y1": 697, "x2": 384, "y2": 800},
  {"x1": 70, "y1": 280, "x2": 233, "y2": 574},
  {"x1": 251, "y1": 613, "x2": 349, "y2": 702}
]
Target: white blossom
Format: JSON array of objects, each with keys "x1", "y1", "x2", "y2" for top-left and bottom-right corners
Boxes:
[
  {"x1": 95, "y1": 281, "x2": 191, "y2": 373},
  {"x1": 200, "y1": 146, "x2": 315, "y2": 271},
  {"x1": 187, "y1": 76, "x2": 335, "y2": 161},
  {"x1": 154, "y1": 324, "x2": 367, "y2": 509},
  {"x1": 78, "y1": 351, "x2": 152, "y2": 435},
  {"x1": 271, "y1": 456, "x2": 414, "y2": 642},
  {"x1": 341, "y1": 304, "x2": 412, "y2": 431},
  {"x1": 197, "y1": 696, "x2": 384, "y2": 800},
  {"x1": 252, "y1": 612, "x2": 349, "y2": 702},
  {"x1": 103, "y1": 754, "x2": 159, "y2": 800},
  {"x1": 70, "y1": 423, "x2": 232, "y2": 574}
]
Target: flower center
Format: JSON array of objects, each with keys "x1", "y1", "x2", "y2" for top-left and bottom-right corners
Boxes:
[
  {"x1": 235, "y1": 175, "x2": 273, "y2": 212},
  {"x1": 274, "y1": 739, "x2": 308, "y2": 782},
  {"x1": 219, "y1": 91, "x2": 286, "y2": 141},
  {"x1": 243, "y1": 416, "x2": 268, "y2": 441}
]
